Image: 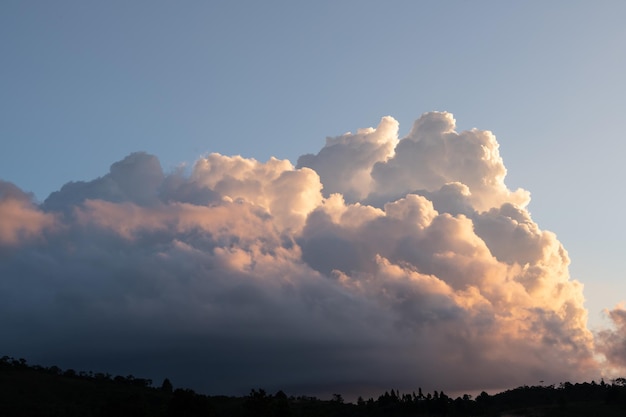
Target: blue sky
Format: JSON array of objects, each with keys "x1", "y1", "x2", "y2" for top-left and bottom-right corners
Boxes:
[{"x1": 2, "y1": 1, "x2": 626, "y2": 385}]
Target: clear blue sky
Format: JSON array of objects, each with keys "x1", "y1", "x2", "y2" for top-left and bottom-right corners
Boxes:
[{"x1": 2, "y1": 1, "x2": 625, "y2": 329}]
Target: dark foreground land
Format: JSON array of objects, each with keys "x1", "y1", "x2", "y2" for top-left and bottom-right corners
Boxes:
[{"x1": 2, "y1": 356, "x2": 626, "y2": 416}]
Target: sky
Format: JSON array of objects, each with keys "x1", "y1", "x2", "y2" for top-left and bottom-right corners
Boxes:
[{"x1": 2, "y1": 0, "x2": 626, "y2": 399}]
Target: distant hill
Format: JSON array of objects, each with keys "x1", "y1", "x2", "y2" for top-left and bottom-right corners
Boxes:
[{"x1": 2, "y1": 355, "x2": 626, "y2": 416}]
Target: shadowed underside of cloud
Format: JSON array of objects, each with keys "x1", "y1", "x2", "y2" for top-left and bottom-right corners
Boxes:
[{"x1": 0, "y1": 112, "x2": 609, "y2": 398}]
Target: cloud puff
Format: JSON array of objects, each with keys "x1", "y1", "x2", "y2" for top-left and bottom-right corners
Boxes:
[
  {"x1": 369, "y1": 112, "x2": 530, "y2": 211},
  {"x1": 297, "y1": 116, "x2": 398, "y2": 202},
  {"x1": 596, "y1": 306, "x2": 626, "y2": 375},
  {"x1": 0, "y1": 112, "x2": 600, "y2": 398},
  {"x1": 0, "y1": 181, "x2": 56, "y2": 246}
]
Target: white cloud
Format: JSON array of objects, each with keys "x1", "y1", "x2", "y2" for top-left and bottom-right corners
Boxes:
[
  {"x1": 297, "y1": 116, "x2": 398, "y2": 202},
  {"x1": 0, "y1": 112, "x2": 602, "y2": 398},
  {"x1": 370, "y1": 112, "x2": 530, "y2": 211}
]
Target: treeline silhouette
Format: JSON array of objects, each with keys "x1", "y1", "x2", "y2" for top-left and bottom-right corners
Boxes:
[{"x1": 2, "y1": 355, "x2": 626, "y2": 416}]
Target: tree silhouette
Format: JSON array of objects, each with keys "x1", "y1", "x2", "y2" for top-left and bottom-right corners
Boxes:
[
  {"x1": 161, "y1": 378, "x2": 173, "y2": 393},
  {"x1": 331, "y1": 393, "x2": 344, "y2": 404}
]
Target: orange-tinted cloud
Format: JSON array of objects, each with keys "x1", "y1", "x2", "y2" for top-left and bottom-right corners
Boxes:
[
  {"x1": 0, "y1": 112, "x2": 602, "y2": 398},
  {"x1": 0, "y1": 181, "x2": 56, "y2": 246}
]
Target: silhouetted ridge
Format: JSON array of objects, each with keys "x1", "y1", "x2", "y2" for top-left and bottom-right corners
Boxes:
[{"x1": 2, "y1": 356, "x2": 626, "y2": 416}]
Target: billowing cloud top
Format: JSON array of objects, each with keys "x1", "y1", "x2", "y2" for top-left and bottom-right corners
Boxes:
[{"x1": 0, "y1": 112, "x2": 611, "y2": 398}]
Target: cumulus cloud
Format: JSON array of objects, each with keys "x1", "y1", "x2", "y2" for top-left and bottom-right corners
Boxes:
[
  {"x1": 297, "y1": 116, "x2": 398, "y2": 202},
  {"x1": 368, "y1": 112, "x2": 530, "y2": 211},
  {"x1": 596, "y1": 306, "x2": 626, "y2": 375},
  {"x1": 0, "y1": 112, "x2": 602, "y2": 398}
]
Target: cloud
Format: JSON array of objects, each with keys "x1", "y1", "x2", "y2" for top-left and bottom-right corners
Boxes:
[
  {"x1": 297, "y1": 116, "x2": 398, "y2": 202},
  {"x1": 368, "y1": 112, "x2": 530, "y2": 212},
  {"x1": 43, "y1": 152, "x2": 165, "y2": 211},
  {"x1": 596, "y1": 306, "x2": 626, "y2": 374},
  {"x1": 0, "y1": 180, "x2": 56, "y2": 246},
  {"x1": 0, "y1": 112, "x2": 601, "y2": 398}
]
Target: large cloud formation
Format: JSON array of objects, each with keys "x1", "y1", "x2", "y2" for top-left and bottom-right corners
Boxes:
[{"x1": 0, "y1": 112, "x2": 606, "y2": 398}]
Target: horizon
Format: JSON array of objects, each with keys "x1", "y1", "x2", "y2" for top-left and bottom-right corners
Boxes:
[{"x1": 2, "y1": 353, "x2": 620, "y2": 403}]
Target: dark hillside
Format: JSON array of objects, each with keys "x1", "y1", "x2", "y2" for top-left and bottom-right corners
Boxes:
[{"x1": 3, "y1": 356, "x2": 626, "y2": 416}]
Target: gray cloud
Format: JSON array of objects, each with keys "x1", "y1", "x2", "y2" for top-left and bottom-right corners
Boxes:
[
  {"x1": 596, "y1": 306, "x2": 626, "y2": 376},
  {"x1": 0, "y1": 112, "x2": 602, "y2": 399}
]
